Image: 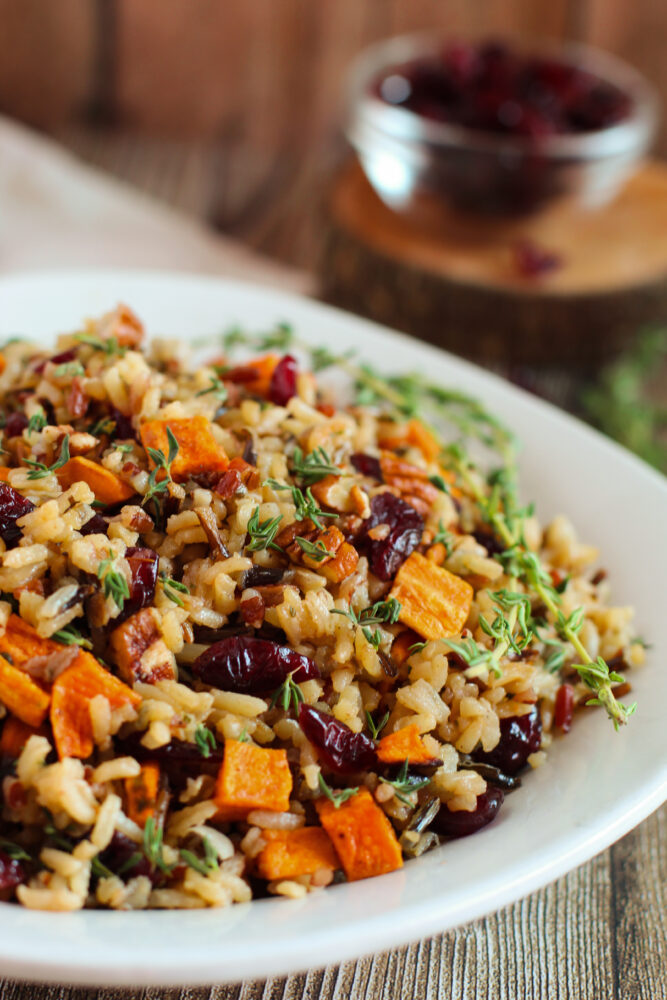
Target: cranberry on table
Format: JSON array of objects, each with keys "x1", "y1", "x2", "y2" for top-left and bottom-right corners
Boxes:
[
  {"x1": 472, "y1": 706, "x2": 542, "y2": 775},
  {"x1": 432, "y1": 787, "x2": 504, "y2": 838},
  {"x1": 269, "y1": 355, "x2": 298, "y2": 406},
  {"x1": 360, "y1": 492, "x2": 424, "y2": 580},
  {"x1": 554, "y1": 683, "x2": 575, "y2": 733},
  {"x1": 0, "y1": 482, "x2": 35, "y2": 548},
  {"x1": 298, "y1": 703, "x2": 378, "y2": 775},
  {"x1": 0, "y1": 850, "x2": 26, "y2": 890},
  {"x1": 192, "y1": 636, "x2": 319, "y2": 696}
]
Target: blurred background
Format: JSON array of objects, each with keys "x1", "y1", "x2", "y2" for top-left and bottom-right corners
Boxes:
[{"x1": 0, "y1": 0, "x2": 665, "y2": 467}]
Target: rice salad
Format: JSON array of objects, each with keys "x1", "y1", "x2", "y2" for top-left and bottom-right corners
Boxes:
[{"x1": 0, "y1": 305, "x2": 641, "y2": 911}]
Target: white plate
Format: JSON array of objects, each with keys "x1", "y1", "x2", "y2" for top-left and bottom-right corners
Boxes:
[{"x1": 0, "y1": 269, "x2": 664, "y2": 987}]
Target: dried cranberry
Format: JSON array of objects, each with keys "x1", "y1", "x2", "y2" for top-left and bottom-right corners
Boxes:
[
  {"x1": 269, "y1": 355, "x2": 298, "y2": 407},
  {"x1": 513, "y1": 239, "x2": 562, "y2": 279},
  {"x1": 554, "y1": 683, "x2": 575, "y2": 733},
  {"x1": 192, "y1": 636, "x2": 319, "y2": 696},
  {"x1": 360, "y1": 492, "x2": 424, "y2": 581},
  {"x1": 33, "y1": 348, "x2": 76, "y2": 375},
  {"x1": 109, "y1": 407, "x2": 137, "y2": 441},
  {"x1": 432, "y1": 787, "x2": 504, "y2": 838},
  {"x1": 350, "y1": 453, "x2": 383, "y2": 480},
  {"x1": 241, "y1": 565, "x2": 284, "y2": 589},
  {"x1": 0, "y1": 850, "x2": 26, "y2": 890},
  {"x1": 99, "y1": 831, "x2": 156, "y2": 884},
  {"x1": 4, "y1": 412, "x2": 28, "y2": 438},
  {"x1": 119, "y1": 546, "x2": 158, "y2": 621},
  {"x1": 472, "y1": 528, "x2": 505, "y2": 556},
  {"x1": 472, "y1": 706, "x2": 542, "y2": 775},
  {"x1": 298, "y1": 703, "x2": 378, "y2": 775},
  {"x1": 0, "y1": 482, "x2": 35, "y2": 548},
  {"x1": 80, "y1": 512, "x2": 109, "y2": 536}
]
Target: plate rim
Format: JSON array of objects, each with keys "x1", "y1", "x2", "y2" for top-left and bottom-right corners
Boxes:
[{"x1": 0, "y1": 267, "x2": 664, "y2": 987}]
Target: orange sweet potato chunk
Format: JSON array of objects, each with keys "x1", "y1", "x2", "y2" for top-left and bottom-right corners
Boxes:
[
  {"x1": 224, "y1": 354, "x2": 279, "y2": 398},
  {"x1": 255, "y1": 826, "x2": 340, "y2": 881},
  {"x1": 316, "y1": 788, "x2": 403, "y2": 882},
  {"x1": 56, "y1": 457, "x2": 135, "y2": 505},
  {"x1": 0, "y1": 655, "x2": 50, "y2": 728},
  {"x1": 215, "y1": 739, "x2": 292, "y2": 821},
  {"x1": 377, "y1": 723, "x2": 441, "y2": 766},
  {"x1": 140, "y1": 416, "x2": 229, "y2": 483},
  {"x1": 0, "y1": 467, "x2": 11, "y2": 482},
  {"x1": 0, "y1": 716, "x2": 47, "y2": 758},
  {"x1": 0, "y1": 614, "x2": 62, "y2": 667},
  {"x1": 124, "y1": 762, "x2": 160, "y2": 828},
  {"x1": 389, "y1": 552, "x2": 473, "y2": 641},
  {"x1": 50, "y1": 651, "x2": 141, "y2": 760}
]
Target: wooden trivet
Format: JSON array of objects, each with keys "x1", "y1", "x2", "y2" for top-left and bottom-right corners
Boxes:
[{"x1": 320, "y1": 159, "x2": 667, "y2": 367}]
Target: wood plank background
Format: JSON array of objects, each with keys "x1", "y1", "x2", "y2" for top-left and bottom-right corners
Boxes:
[{"x1": 1, "y1": 0, "x2": 666, "y2": 275}]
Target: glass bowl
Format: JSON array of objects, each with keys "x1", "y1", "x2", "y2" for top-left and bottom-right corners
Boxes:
[{"x1": 345, "y1": 34, "x2": 659, "y2": 220}]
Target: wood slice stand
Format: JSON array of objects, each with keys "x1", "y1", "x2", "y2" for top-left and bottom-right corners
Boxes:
[{"x1": 320, "y1": 160, "x2": 667, "y2": 367}]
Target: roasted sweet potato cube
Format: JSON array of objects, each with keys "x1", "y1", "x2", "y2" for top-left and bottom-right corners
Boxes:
[
  {"x1": 390, "y1": 552, "x2": 473, "y2": 641},
  {"x1": 56, "y1": 457, "x2": 135, "y2": 505},
  {"x1": 0, "y1": 655, "x2": 50, "y2": 728},
  {"x1": 140, "y1": 416, "x2": 229, "y2": 483},
  {"x1": 124, "y1": 762, "x2": 161, "y2": 828},
  {"x1": 110, "y1": 608, "x2": 175, "y2": 685},
  {"x1": 215, "y1": 739, "x2": 292, "y2": 821},
  {"x1": 389, "y1": 629, "x2": 421, "y2": 666},
  {"x1": 316, "y1": 788, "x2": 403, "y2": 882},
  {"x1": 0, "y1": 614, "x2": 62, "y2": 667},
  {"x1": 255, "y1": 826, "x2": 339, "y2": 881},
  {"x1": 223, "y1": 354, "x2": 279, "y2": 397},
  {"x1": 0, "y1": 716, "x2": 48, "y2": 758},
  {"x1": 50, "y1": 651, "x2": 141, "y2": 759},
  {"x1": 377, "y1": 723, "x2": 442, "y2": 766}
]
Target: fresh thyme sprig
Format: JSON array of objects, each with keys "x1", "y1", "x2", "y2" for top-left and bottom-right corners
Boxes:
[
  {"x1": 53, "y1": 624, "x2": 93, "y2": 649},
  {"x1": 194, "y1": 724, "x2": 217, "y2": 758},
  {"x1": 295, "y1": 537, "x2": 333, "y2": 562},
  {"x1": 26, "y1": 409, "x2": 47, "y2": 434},
  {"x1": 196, "y1": 375, "x2": 228, "y2": 403},
  {"x1": 143, "y1": 427, "x2": 179, "y2": 508},
  {"x1": 53, "y1": 361, "x2": 85, "y2": 379},
  {"x1": 432, "y1": 521, "x2": 455, "y2": 555},
  {"x1": 97, "y1": 549, "x2": 130, "y2": 610},
  {"x1": 265, "y1": 479, "x2": 335, "y2": 529},
  {"x1": 290, "y1": 446, "x2": 341, "y2": 485},
  {"x1": 365, "y1": 709, "x2": 390, "y2": 740},
  {"x1": 143, "y1": 816, "x2": 175, "y2": 874},
  {"x1": 159, "y1": 572, "x2": 189, "y2": 607},
  {"x1": 74, "y1": 333, "x2": 126, "y2": 357},
  {"x1": 25, "y1": 435, "x2": 70, "y2": 480},
  {"x1": 445, "y1": 445, "x2": 636, "y2": 727},
  {"x1": 245, "y1": 507, "x2": 283, "y2": 552},
  {"x1": 379, "y1": 759, "x2": 431, "y2": 806},
  {"x1": 332, "y1": 598, "x2": 401, "y2": 650},
  {"x1": 270, "y1": 671, "x2": 304, "y2": 714},
  {"x1": 317, "y1": 773, "x2": 358, "y2": 808},
  {"x1": 180, "y1": 845, "x2": 218, "y2": 876}
]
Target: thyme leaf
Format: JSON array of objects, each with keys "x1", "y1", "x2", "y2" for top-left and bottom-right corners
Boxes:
[
  {"x1": 194, "y1": 724, "x2": 217, "y2": 758},
  {"x1": 379, "y1": 759, "x2": 431, "y2": 806},
  {"x1": 265, "y1": 479, "x2": 335, "y2": 529},
  {"x1": 270, "y1": 671, "x2": 304, "y2": 714},
  {"x1": 25, "y1": 435, "x2": 70, "y2": 480},
  {"x1": 317, "y1": 773, "x2": 358, "y2": 808},
  {"x1": 290, "y1": 446, "x2": 341, "y2": 485},
  {"x1": 245, "y1": 507, "x2": 283, "y2": 552},
  {"x1": 97, "y1": 549, "x2": 130, "y2": 610},
  {"x1": 159, "y1": 572, "x2": 189, "y2": 607}
]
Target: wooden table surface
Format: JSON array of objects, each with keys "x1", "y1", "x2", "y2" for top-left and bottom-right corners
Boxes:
[{"x1": 2, "y1": 129, "x2": 665, "y2": 1000}]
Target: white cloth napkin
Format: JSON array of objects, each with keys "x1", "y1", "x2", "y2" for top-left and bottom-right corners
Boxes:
[{"x1": 0, "y1": 115, "x2": 312, "y2": 293}]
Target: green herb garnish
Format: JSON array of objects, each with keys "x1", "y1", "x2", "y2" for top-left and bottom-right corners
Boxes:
[
  {"x1": 295, "y1": 536, "x2": 333, "y2": 562},
  {"x1": 54, "y1": 624, "x2": 92, "y2": 649},
  {"x1": 159, "y1": 572, "x2": 189, "y2": 607},
  {"x1": 25, "y1": 435, "x2": 70, "y2": 480},
  {"x1": 291, "y1": 446, "x2": 341, "y2": 485},
  {"x1": 26, "y1": 410, "x2": 47, "y2": 434},
  {"x1": 379, "y1": 759, "x2": 431, "y2": 806},
  {"x1": 143, "y1": 427, "x2": 179, "y2": 508},
  {"x1": 270, "y1": 671, "x2": 304, "y2": 714},
  {"x1": 196, "y1": 375, "x2": 228, "y2": 403},
  {"x1": 245, "y1": 507, "x2": 283, "y2": 553},
  {"x1": 365, "y1": 709, "x2": 390, "y2": 740},
  {"x1": 265, "y1": 480, "x2": 335, "y2": 530},
  {"x1": 143, "y1": 816, "x2": 175, "y2": 874},
  {"x1": 317, "y1": 773, "x2": 358, "y2": 809},
  {"x1": 194, "y1": 724, "x2": 217, "y2": 758},
  {"x1": 97, "y1": 549, "x2": 130, "y2": 610}
]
